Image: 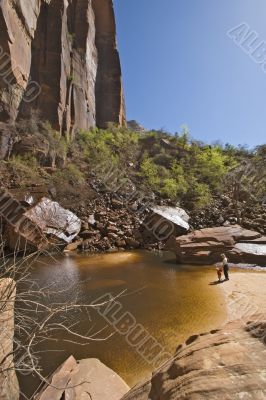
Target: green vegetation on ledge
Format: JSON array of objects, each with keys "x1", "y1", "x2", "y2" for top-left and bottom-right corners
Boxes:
[{"x1": 1, "y1": 118, "x2": 265, "y2": 212}]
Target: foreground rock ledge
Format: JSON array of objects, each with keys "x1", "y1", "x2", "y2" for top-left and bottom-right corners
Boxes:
[
  {"x1": 122, "y1": 313, "x2": 266, "y2": 400},
  {"x1": 165, "y1": 225, "x2": 266, "y2": 266},
  {"x1": 35, "y1": 357, "x2": 129, "y2": 400}
]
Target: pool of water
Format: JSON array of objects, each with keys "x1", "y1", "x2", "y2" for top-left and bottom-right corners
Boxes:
[{"x1": 18, "y1": 250, "x2": 227, "y2": 397}]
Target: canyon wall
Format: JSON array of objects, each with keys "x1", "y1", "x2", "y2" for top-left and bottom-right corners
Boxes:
[{"x1": 0, "y1": 0, "x2": 126, "y2": 137}]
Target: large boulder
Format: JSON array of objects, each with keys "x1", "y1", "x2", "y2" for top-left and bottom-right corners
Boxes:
[
  {"x1": 24, "y1": 197, "x2": 81, "y2": 244},
  {"x1": 35, "y1": 357, "x2": 129, "y2": 400},
  {"x1": 142, "y1": 206, "x2": 190, "y2": 242},
  {"x1": 165, "y1": 225, "x2": 266, "y2": 266},
  {"x1": 1, "y1": 190, "x2": 80, "y2": 251},
  {"x1": 122, "y1": 314, "x2": 266, "y2": 400}
]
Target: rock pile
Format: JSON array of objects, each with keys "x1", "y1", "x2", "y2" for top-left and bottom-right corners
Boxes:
[
  {"x1": 67, "y1": 195, "x2": 144, "y2": 253},
  {"x1": 66, "y1": 188, "x2": 191, "y2": 253},
  {"x1": 190, "y1": 196, "x2": 266, "y2": 235}
]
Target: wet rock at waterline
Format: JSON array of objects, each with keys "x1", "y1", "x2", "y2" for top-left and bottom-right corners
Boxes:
[
  {"x1": 121, "y1": 314, "x2": 266, "y2": 400},
  {"x1": 165, "y1": 225, "x2": 266, "y2": 266},
  {"x1": 35, "y1": 356, "x2": 129, "y2": 400}
]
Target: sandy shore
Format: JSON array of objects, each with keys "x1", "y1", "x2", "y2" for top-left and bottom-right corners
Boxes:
[{"x1": 220, "y1": 269, "x2": 266, "y2": 323}]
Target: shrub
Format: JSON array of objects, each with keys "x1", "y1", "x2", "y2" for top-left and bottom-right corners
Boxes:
[
  {"x1": 10, "y1": 154, "x2": 38, "y2": 170},
  {"x1": 153, "y1": 152, "x2": 173, "y2": 168},
  {"x1": 78, "y1": 127, "x2": 140, "y2": 170},
  {"x1": 8, "y1": 155, "x2": 40, "y2": 186},
  {"x1": 41, "y1": 121, "x2": 68, "y2": 161},
  {"x1": 140, "y1": 156, "x2": 160, "y2": 188},
  {"x1": 195, "y1": 147, "x2": 229, "y2": 190},
  {"x1": 52, "y1": 163, "x2": 84, "y2": 186},
  {"x1": 184, "y1": 179, "x2": 212, "y2": 209},
  {"x1": 160, "y1": 178, "x2": 180, "y2": 199}
]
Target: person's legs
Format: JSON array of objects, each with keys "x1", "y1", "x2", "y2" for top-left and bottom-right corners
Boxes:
[{"x1": 224, "y1": 266, "x2": 229, "y2": 280}]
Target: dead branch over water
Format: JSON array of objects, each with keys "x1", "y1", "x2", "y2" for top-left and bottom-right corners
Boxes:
[{"x1": 0, "y1": 240, "x2": 125, "y2": 397}]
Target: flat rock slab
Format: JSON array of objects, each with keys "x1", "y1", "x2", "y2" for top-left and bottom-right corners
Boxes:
[
  {"x1": 35, "y1": 357, "x2": 129, "y2": 400},
  {"x1": 166, "y1": 225, "x2": 266, "y2": 266},
  {"x1": 181, "y1": 225, "x2": 261, "y2": 243},
  {"x1": 235, "y1": 242, "x2": 266, "y2": 256}
]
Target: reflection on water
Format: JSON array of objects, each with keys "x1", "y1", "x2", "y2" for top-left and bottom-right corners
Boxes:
[{"x1": 18, "y1": 250, "x2": 226, "y2": 397}]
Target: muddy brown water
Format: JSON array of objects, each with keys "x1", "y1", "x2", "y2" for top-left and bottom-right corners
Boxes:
[{"x1": 18, "y1": 251, "x2": 227, "y2": 397}]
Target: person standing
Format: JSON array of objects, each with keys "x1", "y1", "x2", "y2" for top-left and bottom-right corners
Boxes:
[{"x1": 221, "y1": 254, "x2": 229, "y2": 280}]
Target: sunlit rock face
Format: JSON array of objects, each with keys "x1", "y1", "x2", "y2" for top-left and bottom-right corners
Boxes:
[
  {"x1": 25, "y1": 197, "x2": 81, "y2": 243},
  {"x1": 35, "y1": 357, "x2": 129, "y2": 400},
  {"x1": 122, "y1": 314, "x2": 266, "y2": 400},
  {"x1": 2, "y1": 192, "x2": 80, "y2": 251},
  {"x1": 165, "y1": 225, "x2": 266, "y2": 266},
  {"x1": 151, "y1": 206, "x2": 190, "y2": 231},
  {"x1": 0, "y1": 0, "x2": 126, "y2": 136}
]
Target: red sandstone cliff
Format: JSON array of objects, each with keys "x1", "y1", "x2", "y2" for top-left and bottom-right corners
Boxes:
[{"x1": 0, "y1": 0, "x2": 126, "y2": 137}]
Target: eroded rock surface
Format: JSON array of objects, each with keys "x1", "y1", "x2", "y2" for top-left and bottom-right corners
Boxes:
[
  {"x1": 0, "y1": 0, "x2": 126, "y2": 136},
  {"x1": 165, "y1": 225, "x2": 266, "y2": 266},
  {"x1": 122, "y1": 314, "x2": 266, "y2": 400}
]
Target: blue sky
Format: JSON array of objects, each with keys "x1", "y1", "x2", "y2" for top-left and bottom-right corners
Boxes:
[{"x1": 113, "y1": 0, "x2": 266, "y2": 147}]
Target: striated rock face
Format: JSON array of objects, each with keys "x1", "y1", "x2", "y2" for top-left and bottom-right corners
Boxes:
[
  {"x1": 92, "y1": 0, "x2": 126, "y2": 128},
  {"x1": 0, "y1": 0, "x2": 126, "y2": 136},
  {"x1": 122, "y1": 314, "x2": 266, "y2": 400}
]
